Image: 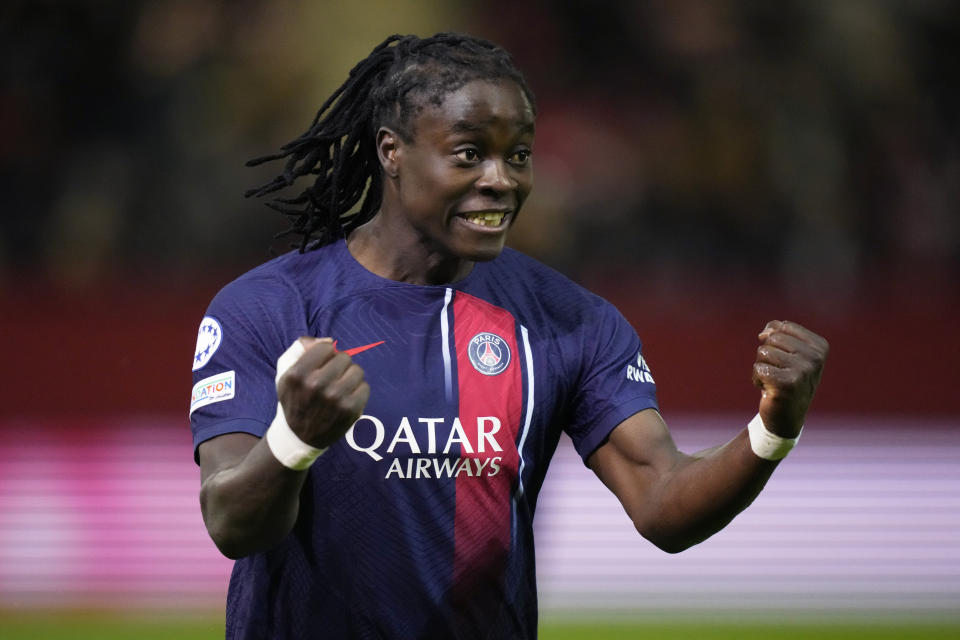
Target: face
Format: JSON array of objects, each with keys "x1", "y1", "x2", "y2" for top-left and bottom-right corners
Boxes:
[{"x1": 381, "y1": 79, "x2": 535, "y2": 267}]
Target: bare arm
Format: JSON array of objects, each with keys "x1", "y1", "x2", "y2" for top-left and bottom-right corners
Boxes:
[
  {"x1": 198, "y1": 434, "x2": 308, "y2": 559},
  {"x1": 587, "y1": 410, "x2": 776, "y2": 552},
  {"x1": 198, "y1": 338, "x2": 369, "y2": 559},
  {"x1": 587, "y1": 320, "x2": 828, "y2": 553}
]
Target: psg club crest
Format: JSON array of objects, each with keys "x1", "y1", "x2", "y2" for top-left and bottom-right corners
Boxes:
[{"x1": 468, "y1": 332, "x2": 511, "y2": 376}]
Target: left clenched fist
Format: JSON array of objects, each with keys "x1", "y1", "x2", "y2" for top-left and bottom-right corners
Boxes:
[{"x1": 752, "y1": 320, "x2": 829, "y2": 438}]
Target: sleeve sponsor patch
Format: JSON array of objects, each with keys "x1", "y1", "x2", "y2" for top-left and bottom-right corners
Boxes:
[
  {"x1": 191, "y1": 370, "x2": 236, "y2": 415},
  {"x1": 626, "y1": 352, "x2": 655, "y2": 384},
  {"x1": 193, "y1": 316, "x2": 223, "y2": 371}
]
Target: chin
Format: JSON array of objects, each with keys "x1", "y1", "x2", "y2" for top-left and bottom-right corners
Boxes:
[{"x1": 461, "y1": 239, "x2": 507, "y2": 263}]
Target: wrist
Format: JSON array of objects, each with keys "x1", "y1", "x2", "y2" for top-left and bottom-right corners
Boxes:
[
  {"x1": 265, "y1": 403, "x2": 326, "y2": 470},
  {"x1": 747, "y1": 413, "x2": 801, "y2": 461}
]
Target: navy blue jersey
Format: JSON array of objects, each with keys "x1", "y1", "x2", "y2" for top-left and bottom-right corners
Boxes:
[{"x1": 190, "y1": 240, "x2": 658, "y2": 639}]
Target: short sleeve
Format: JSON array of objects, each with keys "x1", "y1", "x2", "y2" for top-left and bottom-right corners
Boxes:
[
  {"x1": 189, "y1": 271, "x2": 307, "y2": 462},
  {"x1": 564, "y1": 300, "x2": 659, "y2": 462}
]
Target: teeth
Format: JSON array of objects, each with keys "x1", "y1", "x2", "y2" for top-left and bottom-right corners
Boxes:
[{"x1": 463, "y1": 212, "x2": 505, "y2": 227}]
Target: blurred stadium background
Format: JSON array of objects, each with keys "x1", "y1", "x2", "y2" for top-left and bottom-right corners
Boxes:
[{"x1": 1, "y1": 0, "x2": 958, "y2": 637}]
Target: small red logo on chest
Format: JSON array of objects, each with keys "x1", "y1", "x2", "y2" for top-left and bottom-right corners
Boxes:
[{"x1": 333, "y1": 340, "x2": 385, "y2": 356}]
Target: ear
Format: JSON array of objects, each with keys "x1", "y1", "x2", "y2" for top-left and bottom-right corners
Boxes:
[{"x1": 376, "y1": 127, "x2": 401, "y2": 178}]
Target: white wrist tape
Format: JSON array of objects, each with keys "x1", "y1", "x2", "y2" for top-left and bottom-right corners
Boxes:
[
  {"x1": 265, "y1": 340, "x2": 326, "y2": 470},
  {"x1": 747, "y1": 413, "x2": 801, "y2": 461}
]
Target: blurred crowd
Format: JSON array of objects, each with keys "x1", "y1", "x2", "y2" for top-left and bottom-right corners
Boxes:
[{"x1": 2, "y1": 0, "x2": 957, "y2": 301}]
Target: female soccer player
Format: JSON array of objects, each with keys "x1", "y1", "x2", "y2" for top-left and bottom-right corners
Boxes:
[{"x1": 189, "y1": 33, "x2": 828, "y2": 639}]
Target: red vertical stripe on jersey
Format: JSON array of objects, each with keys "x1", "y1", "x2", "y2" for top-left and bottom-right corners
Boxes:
[{"x1": 451, "y1": 292, "x2": 523, "y2": 602}]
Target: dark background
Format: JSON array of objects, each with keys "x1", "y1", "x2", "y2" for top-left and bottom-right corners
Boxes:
[{"x1": 2, "y1": 0, "x2": 958, "y2": 421}]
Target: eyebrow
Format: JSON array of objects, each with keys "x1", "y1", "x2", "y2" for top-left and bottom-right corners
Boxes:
[{"x1": 450, "y1": 119, "x2": 535, "y2": 135}]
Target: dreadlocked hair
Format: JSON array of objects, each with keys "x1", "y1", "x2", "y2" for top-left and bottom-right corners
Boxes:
[{"x1": 245, "y1": 32, "x2": 536, "y2": 252}]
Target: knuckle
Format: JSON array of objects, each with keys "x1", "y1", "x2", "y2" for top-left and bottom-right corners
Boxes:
[
  {"x1": 770, "y1": 332, "x2": 794, "y2": 349},
  {"x1": 348, "y1": 398, "x2": 366, "y2": 417},
  {"x1": 800, "y1": 356, "x2": 819, "y2": 374},
  {"x1": 279, "y1": 370, "x2": 304, "y2": 391},
  {"x1": 320, "y1": 385, "x2": 342, "y2": 404},
  {"x1": 785, "y1": 369, "x2": 802, "y2": 387},
  {"x1": 356, "y1": 384, "x2": 371, "y2": 406},
  {"x1": 301, "y1": 375, "x2": 324, "y2": 395},
  {"x1": 316, "y1": 341, "x2": 336, "y2": 355}
]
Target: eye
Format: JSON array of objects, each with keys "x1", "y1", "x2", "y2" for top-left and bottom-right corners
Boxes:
[
  {"x1": 509, "y1": 149, "x2": 531, "y2": 166},
  {"x1": 455, "y1": 148, "x2": 481, "y2": 163}
]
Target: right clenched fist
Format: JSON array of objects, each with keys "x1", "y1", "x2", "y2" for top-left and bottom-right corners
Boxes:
[{"x1": 276, "y1": 337, "x2": 370, "y2": 449}]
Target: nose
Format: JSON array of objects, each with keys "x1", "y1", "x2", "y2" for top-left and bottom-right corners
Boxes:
[{"x1": 475, "y1": 159, "x2": 514, "y2": 195}]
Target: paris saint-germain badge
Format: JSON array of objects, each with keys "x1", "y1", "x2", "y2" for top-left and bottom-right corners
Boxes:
[{"x1": 468, "y1": 332, "x2": 511, "y2": 376}]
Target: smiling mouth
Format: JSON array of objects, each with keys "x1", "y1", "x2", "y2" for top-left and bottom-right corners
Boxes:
[{"x1": 460, "y1": 211, "x2": 508, "y2": 227}]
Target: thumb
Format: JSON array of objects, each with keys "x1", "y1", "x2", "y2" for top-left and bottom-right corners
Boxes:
[
  {"x1": 297, "y1": 336, "x2": 333, "y2": 349},
  {"x1": 276, "y1": 337, "x2": 334, "y2": 386}
]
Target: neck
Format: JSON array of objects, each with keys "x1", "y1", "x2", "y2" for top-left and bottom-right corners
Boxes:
[{"x1": 346, "y1": 215, "x2": 474, "y2": 286}]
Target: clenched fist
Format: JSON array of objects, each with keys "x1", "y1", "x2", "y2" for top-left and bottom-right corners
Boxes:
[
  {"x1": 752, "y1": 320, "x2": 829, "y2": 438},
  {"x1": 276, "y1": 337, "x2": 371, "y2": 449}
]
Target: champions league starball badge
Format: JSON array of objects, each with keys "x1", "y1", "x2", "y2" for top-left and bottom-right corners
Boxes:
[
  {"x1": 468, "y1": 332, "x2": 511, "y2": 376},
  {"x1": 193, "y1": 316, "x2": 223, "y2": 371}
]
